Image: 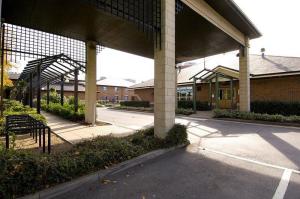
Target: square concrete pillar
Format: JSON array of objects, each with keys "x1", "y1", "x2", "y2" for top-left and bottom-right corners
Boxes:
[
  {"x1": 154, "y1": 0, "x2": 176, "y2": 138},
  {"x1": 239, "y1": 38, "x2": 250, "y2": 112},
  {"x1": 85, "y1": 41, "x2": 97, "y2": 125}
]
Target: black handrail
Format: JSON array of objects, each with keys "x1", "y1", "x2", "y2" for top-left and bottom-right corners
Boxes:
[{"x1": 5, "y1": 115, "x2": 51, "y2": 154}]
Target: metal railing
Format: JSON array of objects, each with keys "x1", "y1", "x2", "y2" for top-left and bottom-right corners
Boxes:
[{"x1": 5, "y1": 115, "x2": 51, "y2": 154}]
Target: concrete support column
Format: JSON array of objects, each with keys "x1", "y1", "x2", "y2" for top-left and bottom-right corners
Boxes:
[
  {"x1": 85, "y1": 41, "x2": 97, "y2": 125},
  {"x1": 239, "y1": 38, "x2": 250, "y2": 111},
  {"x1": 175, "y1": 66, "x2": 178, "y2": 109},
  {"x1": 154, "y1": 0, "x2": 176, "y2": 138}
]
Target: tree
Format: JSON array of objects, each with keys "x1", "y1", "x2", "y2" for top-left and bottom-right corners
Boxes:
[
  {"x1": 10, "y1": 80, "x2": 27, "y2": 102},
  {"x1": 1, "y1": 57, "x2": 14, "y2": 87}
]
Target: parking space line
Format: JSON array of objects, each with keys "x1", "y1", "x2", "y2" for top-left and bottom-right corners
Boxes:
[
  {"x1": 273, "y1": 169, "x2": 292, "y2": 199},
  {"x1": 198, "y1": 147, "x2": 300, "y2": 174}
]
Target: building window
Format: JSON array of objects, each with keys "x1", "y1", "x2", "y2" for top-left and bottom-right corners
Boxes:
[
  {"x1": 177, "y1": 86, "x2": 193, "y2": 101},
  {"x1": 112, "y1": 95, "x2": 119, "y2": 103},
  {"x1": 115, "y1": 87, "x2": 119, "y2": 92},
  {"x1": 124, "y1": 95, "x2": 129, "y2": 101},
  {"x1": 103, "y1": 86, "x2": 107, "y2": 91}
]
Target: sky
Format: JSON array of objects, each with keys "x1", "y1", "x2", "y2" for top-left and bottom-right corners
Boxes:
[{"x1": 97, "y1": 0, "x2": 300, "y2": 83}]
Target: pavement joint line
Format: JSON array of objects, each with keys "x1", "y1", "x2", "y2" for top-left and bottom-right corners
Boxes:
[
  {"x1": 272, "y1": 169, "x2": 292, "y2": 199},
  {"x1": 198, "y1": 147, "x2": 300, "y2": 174}
]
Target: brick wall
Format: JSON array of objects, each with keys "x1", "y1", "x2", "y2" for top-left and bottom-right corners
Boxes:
[
  {"x1": 251, "y1": 75, "x2": 300, "y2": 102},
  {"x1": 133, "y1": 75, "x2": 300, "y2": 106},
  {"x1": 96, "y1": 85, "x2": 133, "y2": 102},
  {"x1": 133, "y1": 88, "x2": 154, "y2": 102}
]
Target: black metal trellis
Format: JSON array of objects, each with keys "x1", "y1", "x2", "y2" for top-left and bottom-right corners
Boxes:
[
  {"x1": 82, "y1": 0, "x2": 184, "y2": 48},
  {"x1": 19, "y1": 54, "x2": 85, "y2": 113},
  {"x1": 5, "y1": 114, "x2": 51, "y2": 154},
  {"x1": 0, "y1": 0, "x2": 185, "y2": 64},
  {"x1": 82, "y1": 0, "x2": 162, "y2": 47},
  {"x1": 0, "y1": 23, "x2": 105, "y2": 65}
]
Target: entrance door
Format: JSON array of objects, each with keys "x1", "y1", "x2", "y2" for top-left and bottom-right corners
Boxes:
[{"x1": 219, "y1": 88, "x2": 235, "y2": 109}]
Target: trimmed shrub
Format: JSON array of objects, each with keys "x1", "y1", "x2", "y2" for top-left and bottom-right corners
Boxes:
[
  {"x1": 165, "y1": 124, "x2": 189, "y2": 146},
  {"x1": 120, "y1": 101, "x2": 150, "y2": 108},
  {"x1": 178, "y1": 101, "x2": 211, "y2": 111},
  {"x1": 175, "y1": 108, "x2": 194, "y2": 116},
  {"x1": 0, "y1": 100, "x2": 46, "y2": 135},
  {"x1": 41, "y1": 100, "x2": 85, "y2": 122},
  {"x1": 251, "y1": 101, "x2": 300, "y2": 116},
  {"x1": 42, "y1": 89, "x2": 60, "y2": 104},
  {"x1": 213, "y1": 109, "x2": 300, "y2": 124},
  {"x1": 0, "y1": 125, "x2": 188, "y2": 198}
]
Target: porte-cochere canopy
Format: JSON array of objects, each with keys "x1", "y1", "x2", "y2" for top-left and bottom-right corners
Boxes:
[{"x1": 2, "y1": 0, "x2": 261, "y2": 63}]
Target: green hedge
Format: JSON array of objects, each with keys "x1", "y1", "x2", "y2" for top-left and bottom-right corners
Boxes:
[
  {"x1": 41, "y1": 100, "x2": 85, "y2": 122},
  {"x1": 0, "y1": 124, "x2": 188, "y2": 198},
  {"x1": 178, "y1": 101, "x2": 211, "y2": 111},
  {"x1": 42, "y1": 89, "x2": 61, "y2": 104},
  {"x1": 0, "y1": 100, "x2": 46, "y2": 135},
  {"x1": 214, "y1": 109, "x2": 300, "y2": 123},
  {"x1": 251, "y1": 101, "x2": 300, "y2": 116},
  {"x1": 120, "y1": 101, "x2": 150, "y2": 108}
]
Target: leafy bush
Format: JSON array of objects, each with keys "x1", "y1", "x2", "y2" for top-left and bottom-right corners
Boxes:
[
  {"x1": 115, "y1": 106, "x2": 153, "y2": 112},
  {"x1": 165, "y1": 124, "x2": 189, "y2": 146},
  {"x1": 213, "y1": 109, "x2": 300, "y2": 123},
  {"x1": 41, "y1": 100, "x2": 85, "y2": 122},
  {"x1": 0, "y1": 125, "x2": 188, "y2": 198},
  {"x1": 0, "y1": 100, "x2": 46, "y2": 135},
  {"x1": 251, "y1": 101, "x2": 300, "y2": 116},
  {"x1": 42, "y1": 88, "x2": 60, "y2": 104},
  {"x1": 115, "y1": 106, "x2": 194, "y2": 116},
  {"x1": 178, "y1": 101, "x2": 211, "y2": 111},
  {"x1": 175, "y1": 108, "x2": 194, "y2": 115},
  {"x1": 120, "y1": 101, "x2": 150, "y2": 108}
]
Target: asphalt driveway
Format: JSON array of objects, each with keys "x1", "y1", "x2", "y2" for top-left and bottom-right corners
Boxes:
[
  {"x1": 97, "y1": 108, "x2": 300, "y2": 171},
  {"x1": 57, "y1": 108, "x2": 300, "y2": 199}
]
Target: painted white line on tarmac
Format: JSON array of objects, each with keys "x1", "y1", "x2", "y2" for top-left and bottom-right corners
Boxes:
[
  {"x1": 198, "y1": 147, "x2": 300, "y2": 174},
  {"x1": 273, "y1": 169, "x2": 292, "y2": 199}
]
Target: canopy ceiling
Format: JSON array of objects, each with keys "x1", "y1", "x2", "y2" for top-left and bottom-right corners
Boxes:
[{"x1": 2, "y1": 0, "x2": 261, "y2": 63}]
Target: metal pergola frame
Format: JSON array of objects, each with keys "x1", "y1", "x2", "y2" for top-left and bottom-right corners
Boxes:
[
  {"x1": 189, "y1": 68, "x2": 238, "y2": 111},
  {"x1": 0, "y1": 0, "x2": 187, "y2": 117},
  {"x1": 19, "y1": 54, "x2": 85, "y2": 114}
]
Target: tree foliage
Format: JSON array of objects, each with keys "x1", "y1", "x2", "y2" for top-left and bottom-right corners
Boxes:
[{"x1": 1, "y1": 57, "x2": 14, "y2": 87}]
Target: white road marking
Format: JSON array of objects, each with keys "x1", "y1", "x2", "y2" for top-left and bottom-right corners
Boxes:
[
  {"x1": 273, "y1": 169, "x2": 292, "y2": 199},
  {"x1": 198, "y1": 147, "x2": 300, "y2": 174}
]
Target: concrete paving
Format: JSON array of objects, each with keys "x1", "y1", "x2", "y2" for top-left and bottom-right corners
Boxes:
[{"x1": 43, "y1": 111, "x2": 135, "y2": 144}]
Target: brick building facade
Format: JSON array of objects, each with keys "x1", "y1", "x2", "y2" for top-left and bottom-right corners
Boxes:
[{"x1": 131, "y1": 54, "x2": 300, "y2": 109}]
